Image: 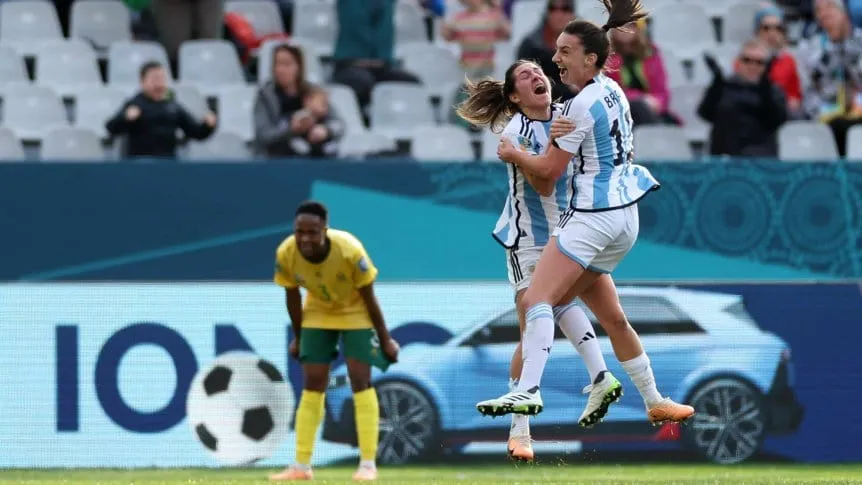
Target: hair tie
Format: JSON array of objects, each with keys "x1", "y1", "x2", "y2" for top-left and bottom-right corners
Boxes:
[{"x1": 602, "y1": 24, "x2": 611, "y2": 32}]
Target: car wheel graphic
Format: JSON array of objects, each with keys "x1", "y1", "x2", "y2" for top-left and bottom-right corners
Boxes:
[
  {"x1": 683, "y1": 378, "x2": 766, "y2": 465},
  {"x1": 376, "y1": 381, "x2": 440, "y2": 465}
]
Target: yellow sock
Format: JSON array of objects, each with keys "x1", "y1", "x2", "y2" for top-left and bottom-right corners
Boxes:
[
  {"x1": 353, "y1": 387, "x2": 380, "y2": 462},
  {"x1": 294, "y1": 390, "x2": 325, "y2": 465}
]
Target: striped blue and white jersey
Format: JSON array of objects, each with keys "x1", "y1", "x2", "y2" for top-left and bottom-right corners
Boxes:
[
  {"x1": 492, "y1": 105, "x2": 574, "y2": 249},
  {"x1": 556, "y1": 74, "x2": 660, "y2": 212}
]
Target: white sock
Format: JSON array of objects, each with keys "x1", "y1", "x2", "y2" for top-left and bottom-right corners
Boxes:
[
  {"x1": 516, "y1": 303, "x2": 555, "y2": 392},
  {"x1": 508, "y1": 379, "x2": 530, "y2": 437},
  {"x1": 359, "y1": 459, "x2": 376, "y2": 469},
  {"x1": 295, "y1": 463, "x2": 311, "y2": 471},
  {"x1": 554, "y1": 301, "x2": 607, "y2": 383},
  {"x1": 620, "y1": 353, "x2": 663, "y2": 407}
]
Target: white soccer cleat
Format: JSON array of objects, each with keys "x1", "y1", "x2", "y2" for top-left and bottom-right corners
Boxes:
[
  {"x1": 578, "y1": 370, "x2": 623, "y2": 428},
  {"x1": 476, "y1": 387, "x2": 543, "y2": 417}
]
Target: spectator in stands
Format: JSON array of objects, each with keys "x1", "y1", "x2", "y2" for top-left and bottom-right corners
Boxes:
[
  {"x1": 801, "y1": 0, "x2": 862, "y2": 155},
  {"x1": 150, "y1": 0, "x2": 223, "y2": 66},
  {"x1": 106, "y1": 61, "x2": 217, "y2": 158},
  {"x1": 331, "y1": 0, "x2": 421, "y2": 113},
  {"x1": 606, "y1": 19, "x2": 678, "y2": 125},
  {"x1": 254, "y1": 44, "x2": 345, "y2": 158},
  {"x1": 442, "y1": 0, "x2": 511, "y2": 80},
  {"x1": 755, "y1": 5, "x2": 804, "y2": 113},
  {"x1": 516, "y1": 0, "x2": 577, "y2": 101},
  {"x1": 697, "y1": 39, "x2": 788, "y2": 157}
]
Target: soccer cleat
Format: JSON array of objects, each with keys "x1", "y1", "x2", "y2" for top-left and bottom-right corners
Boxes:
[
  {"x1": 578, "y1": 370, "x2": 623, "y2": 428},
  {"x1": 476, "y1": 387, "x2": 543, "y2": 416},
  {"x1": 507, "y1": 434, "x2": 535, "y2": 462},
  {"x1": 352, "y1": 464, "x2": 378, "y2": 481},
  {"x1": 269, "y1": 466, "x2": 313, "y2": 481},
  {"x1": 647, "y1": 397, "x2": 695, "y2": 425}
]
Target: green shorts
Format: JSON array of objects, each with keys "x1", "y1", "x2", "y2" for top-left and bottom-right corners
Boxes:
[{"x1": 299, "y1": 327, "x2": 393, "y2": 371}]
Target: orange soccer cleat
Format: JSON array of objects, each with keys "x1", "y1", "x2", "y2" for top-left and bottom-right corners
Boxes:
[
  {"x1": 507, "y1": 435, "x2": 535, "y2": 462},
  {"x1": 352, "y1": 464, "x2": 378, "y2": 481},
  {"x1": 269, "y1": 466, "x2": 314, "y2": 481},
  {"x1": 648, "y1": 398, "x2": 695, "y2": 425}
]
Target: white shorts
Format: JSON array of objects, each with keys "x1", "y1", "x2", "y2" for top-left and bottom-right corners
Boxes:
[
  {"x1": 505, "y1": 245, "x2": 543, "y2": 293},
  {"x1": 552, "y1": 204, "x2": 640, "y2": 274}
]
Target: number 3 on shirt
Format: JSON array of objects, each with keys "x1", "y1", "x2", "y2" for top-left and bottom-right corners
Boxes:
[{"x1": 318, "y1": 284, "x2": 332, "y2": 301}]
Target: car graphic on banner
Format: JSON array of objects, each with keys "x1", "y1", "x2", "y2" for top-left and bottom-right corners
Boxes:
[{"x1": 322, "y1": 287, "x2": 804, "y2": 465}]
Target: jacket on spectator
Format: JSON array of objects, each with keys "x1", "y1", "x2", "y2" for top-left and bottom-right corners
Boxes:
[
  {"x1": 768, "y1": 50, "x2": 803, "y2": 106},
  {"x1": 698, "y1": 75, "x2": 788, "y2": 157},
  {"x1": 253, "y1": 81, "x2": 345, "y2": 158},
  {"x1": 106, "y1": 91, "x2": 214, "y2": 158},
  {"x1": 332, "y1": 0, "x2": 396, "y2": 65},
  {"x1": 799, "y1": 27, "x2": 862, "y2": 121},
  {"x1": 517, "y1": 27, "x2": 576, "y2": 101},
  {"x1": 606, "y1": 45, "x2": 672, "y2": 115}
]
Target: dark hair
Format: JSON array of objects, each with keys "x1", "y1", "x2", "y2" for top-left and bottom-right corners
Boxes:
[
  {"x1": 296, "y1": 200, "x2": 328, "y2": 222},
  {"x1": 139, "y1": 61, "x2": 164, "y2": 80},
  {"x1": 564, "y1": 0, "x2": 648, "y2": 69},
  {"x1": 272, "y1": 44, "x2": 310, "y2": 96},
  {"x1": 455, "y1": 60, "x2": 538, "y2": 133}
]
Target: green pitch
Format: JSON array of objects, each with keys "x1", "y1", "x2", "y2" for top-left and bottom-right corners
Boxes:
[{"x1": 2, "y1": 464, "x2": 862, "y2": 485}]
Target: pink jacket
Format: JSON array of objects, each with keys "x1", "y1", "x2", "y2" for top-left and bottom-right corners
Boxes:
[{"x1": 606, "y1": 45, "x2": 672, "y2": 114}]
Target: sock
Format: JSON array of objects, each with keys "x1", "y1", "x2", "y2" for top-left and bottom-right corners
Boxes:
[
  {"x1": 353, "y1": 388, "x2": 380, "y2": 462},
  {"x1": 516, "y1": 303, "x2": 555, "y2": 392},
  {"x1": 508, "y1": 379, "x2": 530, "y2": 437},
  {"x1": 620, "y1": 353, "x2": 663, "y2": 407},
  {"x1": 294, "y1": 390, "x2": 325, "y2": 465},
  {"x1": 359, "y1": 459, "x2": 376, "y2": 470},
  {"x1": 554, "y1": 301, "x2": 607, "y2": 383}
]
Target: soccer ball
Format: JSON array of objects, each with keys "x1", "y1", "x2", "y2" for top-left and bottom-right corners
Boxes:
[{"x1": 186, "y1": 351, "x2": 294, "y2": 466}]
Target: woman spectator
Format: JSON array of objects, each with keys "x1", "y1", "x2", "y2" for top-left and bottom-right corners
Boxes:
[
  {"x1": 442, "y1": 0, "x2": 511, "y2": 81},
  {"x1": 697, "y1": 39, "x2": 788, "y2": 157},
  {"x1": 754, "y1": 5, "x2": 803, "y2": 113},
  {"x1": 606, "y1": 19, "x2": 678, "y2": 125},
  {"x1": 800, "y1": 0, "x2": 862, "y2": 155},
  {"x1": 516, "y1": 0, "x2": 577, "y2": 101},
  {"x1": 254, "y1": 45, "x2": 345, "y2": 159}
]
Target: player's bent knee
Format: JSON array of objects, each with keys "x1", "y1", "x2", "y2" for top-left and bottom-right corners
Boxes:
[{"x1": 599, "y1": 313, "x2": 629, "y2": 334}]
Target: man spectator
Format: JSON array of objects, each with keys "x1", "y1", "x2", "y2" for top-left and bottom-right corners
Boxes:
[
  {"x1": 516, "y1": 0, "x2": 577, "y2": 101},
  {"x1": 697, "y1": 39, "x2": 788, "y2": 157},
  {"x1": 106, "y1": 61, "x2": 217, "y2": 159},
  {"x1": 330, "y1": 0, "x2": 421, "y2": 114}
]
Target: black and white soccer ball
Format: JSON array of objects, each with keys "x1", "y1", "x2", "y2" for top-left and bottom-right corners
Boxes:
[{"x1": 186, "y1": 351, "x2": 294, "y2": 466}]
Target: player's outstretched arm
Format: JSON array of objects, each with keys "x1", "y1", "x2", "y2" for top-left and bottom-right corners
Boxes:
[{"x1": 358, "y1": 283, "x2": 400, "y2": 362}]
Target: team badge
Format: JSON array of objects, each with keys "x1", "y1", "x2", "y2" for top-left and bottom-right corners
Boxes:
[
  {"x1": 515, "y1": 135, "x2": 531, "y2": 152},
  {"x1": 357, "y1": 257, "x2": 369, "y2": 272}
]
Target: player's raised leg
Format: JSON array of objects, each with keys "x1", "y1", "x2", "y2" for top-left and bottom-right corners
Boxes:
[
  {"x1": 580, "y1": 275, "x2": 694, "y2": 424},
  {"x1": 271, "y1": 330, "x2": 338, "y2": 481}
]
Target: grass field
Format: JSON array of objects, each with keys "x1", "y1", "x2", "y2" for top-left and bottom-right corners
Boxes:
[{"x1": 2, "y1": 464, "x2": 862, "y2": 485}]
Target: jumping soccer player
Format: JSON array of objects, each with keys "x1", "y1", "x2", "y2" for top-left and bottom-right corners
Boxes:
[{"x1": 269, "y1": 201, "x2": 399, "y2": 482}]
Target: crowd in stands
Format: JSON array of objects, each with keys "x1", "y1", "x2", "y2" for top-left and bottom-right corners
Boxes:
[{"x1": 1, "y1": 0, "x2": 862, "y2": 161}]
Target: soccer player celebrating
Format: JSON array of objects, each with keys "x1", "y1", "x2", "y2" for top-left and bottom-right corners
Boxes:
[
  {"x1": 269, "y1": 201, "x2": 399, "y2": 482},
  {"x1": 457, "y1": 60, "x2": 620, "y2": 463}
]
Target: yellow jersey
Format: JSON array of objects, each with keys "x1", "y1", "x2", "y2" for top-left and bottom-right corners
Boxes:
[{"x1": 273, "y1": 229, "x2": 378, "y2": 330}]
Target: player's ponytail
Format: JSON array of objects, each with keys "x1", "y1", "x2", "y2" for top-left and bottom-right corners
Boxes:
[
  {"x1": 563, "y1": 0, "x2": 648, "y2": 69},
  {"x1": 455, "y1": 60, "x2": 534, "y2": 133}
]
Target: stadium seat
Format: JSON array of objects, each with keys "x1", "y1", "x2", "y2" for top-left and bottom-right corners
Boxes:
[
  {"x1": 108, "y1": 41, "x2": 172, "y2": 95},
  {"x1": 651, "y1": 4, "x2": 716, "y2": 60},
  {"x1": 35, "y1": 40, "x2": 103, "y2": 98},
  {"x1": 660, "y1": 49, "x2": 689, "y2": 87},
  {"x1": 291, "y1": 0, "x2": 337, "y2": 56},
  {"x1": 172, "y1": 84, "x2": 209, "y2": 120},
  {"x1": 217, "y1": 85, "x2": 256, "y2": 142},
  {"x1": 410, "y1": 124, "x2": 474, "y2": 161},
  {"x1": 74, "y1": 86, "x2": 127, "y2": 139},
  {"x1": 325, "y1": 84, "x2": 366, "y2": 135},
  {"x1": 399, "y1": 43, "x2": 463, "y2": 98},
  {"x1": 691, "y1": 0, "x2": 736, "y2": 19},
  {"x1": 480, "y1": 129, "x2": 499, "y2": 162},
  {"x1": 257, "y1": 39, "x2": 324, "y2": 85},
  {"x1": 225, "y1": 0, "x2": 284, "y2": 36},
  {"x1": 41, "y1": 126, "x2": 105, "y2": 161},
  {"x1": 846, "y1": 125, "x2": 862, "y2": 161},
  {"x1": 669, "y1": 84, "x2": 710, "y2": 142},
  {"x1": 0, "y1": 0, "x2": 63, "y2": 57},
  {"x1": 633, "y1": 125, "x2": 693, "y2": 161},
  {"x1": 3, "y1": 84, "x2": 67, "y2": 141},
  {"x1": 337, "y1": 131, "x2": 397, "y2": 159},
  {"x1": 186, "y1": 132, "x2": 251, "y2": 160},
  {"x1": 0, "y1": 46, "x2": 28, "y2": 86},
  {"x1": 778, "y1": 121, "x2": 839, "y2": 161},
  {"x1": 70, "y1": 0, "x2": 132, "y2": 54},
  {"x1": 721, "y1": 2, "x2": 762, "y2": 46},
  {"x1": 493, "y1": 40, "x2": 516, "y2": 79},
  {"x1": 178, "y1": 40, "x2": 246, "y2": 97},
  {"x1": 0, "y1": 127, "x2": 26, "y2": 161},
  {"x1": 370, "y1": 82, "x2": 436, "y2": 139},
  {"x1": 510, "y1": 0, "x2": 543, "y2": 48},
  {"x1": 395, "y1": 0, "x2": 427, "y2": 46}
]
